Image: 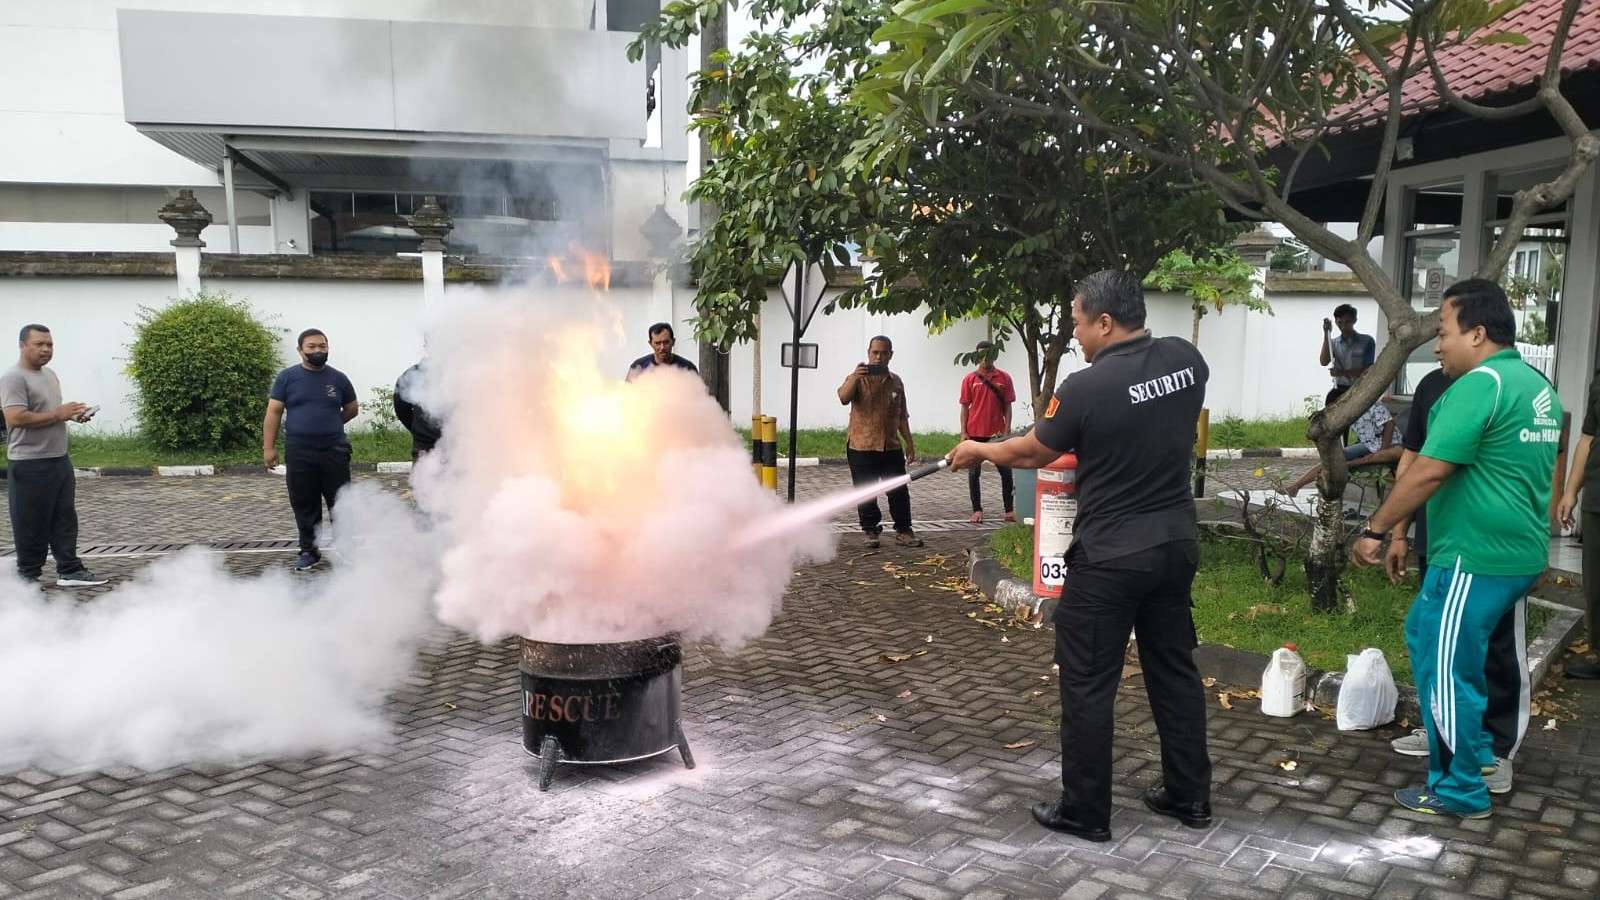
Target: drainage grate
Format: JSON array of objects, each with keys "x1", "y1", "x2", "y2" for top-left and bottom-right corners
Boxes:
[{"x1": 0, "y1": 539, "x2": 300, "y2": 558}]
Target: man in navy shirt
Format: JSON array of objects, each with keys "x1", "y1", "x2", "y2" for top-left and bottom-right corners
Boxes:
[
  {"x1": 949, "y1": 270, "x2": 1212, "y2": 842},
  {"x1": 626, "y1": 323, "x2": 699, "y2": 381},
  {"x1": 263, "y1": 328, "x2": 358, "y2": 570}
]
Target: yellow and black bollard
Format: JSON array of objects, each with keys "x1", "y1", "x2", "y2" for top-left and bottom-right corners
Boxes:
[
  {"x1": 759, "y1": 416, "x2": 779, "y2": 490},
  {"x1": 1193, "y1": 408, "x2": 1210, "y2": 498},
  {"x1": 751, "y1": 415, "x2": 764, "y2": 481}
]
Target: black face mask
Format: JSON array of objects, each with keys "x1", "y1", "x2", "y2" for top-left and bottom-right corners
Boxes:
[{"x1": 304, "y1": 352, "x2": 329, "y2": 367}]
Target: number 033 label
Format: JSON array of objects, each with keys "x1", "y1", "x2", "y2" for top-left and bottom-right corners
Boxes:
[{"x1": 1038, "y1": 556, "x2": 1067, "y2": 586}]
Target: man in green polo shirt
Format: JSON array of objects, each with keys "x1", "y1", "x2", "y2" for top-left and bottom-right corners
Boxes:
[{"x1": 1352, "y1": 278, "x2": 1559, "y2": 819}]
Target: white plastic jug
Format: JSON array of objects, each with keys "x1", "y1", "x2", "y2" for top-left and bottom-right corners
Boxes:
[
  {"x1": 1336, "y1": 648, "x2": 1399, "y2": 731},
  {"x1": 1260, "y1": 643, "x2": 1306, "y2": 717}
]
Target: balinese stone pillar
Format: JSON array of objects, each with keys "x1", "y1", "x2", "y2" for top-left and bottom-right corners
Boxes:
[
  {"x1": 157, "y1": 189, "x2": 212, "y2": 296},
  {"x1": 407, "y1": 196, "x2": 454, "y2": 309}
]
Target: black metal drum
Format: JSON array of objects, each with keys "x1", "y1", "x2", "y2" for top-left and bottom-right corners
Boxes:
[{"x1": 519, "y1": 635, "x2": 694, "y2": 790}]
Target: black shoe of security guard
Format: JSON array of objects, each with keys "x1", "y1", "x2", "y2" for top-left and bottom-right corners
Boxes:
[
  {"x1": 1030, "y1": 798, "x2": 1112, "y2": 842},
  {"x1": 1566, "y1": 660, "x2": 1600, "y2": 680},
  {"x1": 1143, "y1": 783, "x2": 1213, "y2": 829},
  {"x1": 293, "y1": 551, "x2": 321, "y2": 572}
]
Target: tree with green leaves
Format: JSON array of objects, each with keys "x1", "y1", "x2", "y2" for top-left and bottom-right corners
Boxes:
[
  {"x1": 1147, "y1": 248, "x2": 1263, "y2": 348},
  {"x1": 632, "y1": 0, "x2": 1245, "y2": 417},
  {"x1": 858, "y1": 0, "x2": 1597, "y2": 610}
]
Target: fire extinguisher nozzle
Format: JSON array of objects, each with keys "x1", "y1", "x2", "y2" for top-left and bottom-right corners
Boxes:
[{"x1": 907, "y1": 458, "x2": 951, "y2": 482}]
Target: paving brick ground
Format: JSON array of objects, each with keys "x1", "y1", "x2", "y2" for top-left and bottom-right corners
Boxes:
[{"x1": 1, "y1": 467, "x2": 1596, "y2": 899}]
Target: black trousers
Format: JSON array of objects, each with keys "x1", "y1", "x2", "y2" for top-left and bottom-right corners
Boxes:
[
  {"x1": 6, "y1": 455, "x2": 83, "y2": 578},
  {"x1": 286, "y1": 442, "x2": 352, "y2": 553},
  {"x1": 967, "y1": 436, "x2": 1014, "y2": 513},
  {"x1": 846, "y1": 447, "x2": 912, "y2": 534},
  {"x1": 1582, "y1": 511, "x2": 1600, "y2": 654},
  {"x1": 1054, "y1": 540, "x2": 1211, "y2": 826},
  {"x1": 1419, "y1": 552, "x2": 1529, "y2": 760}
]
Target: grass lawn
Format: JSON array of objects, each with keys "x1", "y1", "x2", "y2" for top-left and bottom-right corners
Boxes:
[
  {"x1": 737, "y1": 428, "x2": 962, "y2": 459},
  {"x1": 5, "y1": 429, "x2": 417, "y2": 469},
  {"x1": 741, "y1": 416, "x2": 1307, "y2": 459},
  {"x1": 988, "y1": 524, "x2": 1551, "y2": 683},
  {"x1": 1209, "y1": 415, "x2": 1313, "y2": 449}
]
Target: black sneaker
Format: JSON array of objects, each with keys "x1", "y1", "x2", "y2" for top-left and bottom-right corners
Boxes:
[
  {"x1": 56, "y1": 568, "x2": 108, "y2": 587},
  {"x1": 293, "y1": 551, "x2": 321, "y2": 572}
]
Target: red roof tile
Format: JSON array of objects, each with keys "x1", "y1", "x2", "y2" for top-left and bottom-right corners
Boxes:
[{"x1": 1330, "y1": 0, "x2": 1600, "y2": 131}]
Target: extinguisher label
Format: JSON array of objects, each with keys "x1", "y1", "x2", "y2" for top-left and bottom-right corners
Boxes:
[
  {"x1": 1039, "y1": 556, "x2": 1067, "y2": 587},
  {"x1": 1037, "y1": 495, "x2": 1076, "y2": 587}
]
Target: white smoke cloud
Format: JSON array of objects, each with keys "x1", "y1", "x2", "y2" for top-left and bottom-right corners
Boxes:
[
  {"x1": 0, "y1": 484, "x2": 438, "y2": 772},
  {"x1": 0, "y1": 287, "x2": 831, "y2": 772},
  {"x1": 412, "y1": 287, "x2": 833, "y2": 645}
]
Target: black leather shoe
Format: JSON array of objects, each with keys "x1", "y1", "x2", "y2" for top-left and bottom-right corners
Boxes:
[
  {"x1": 1565, "y1": 660, "x2": 1600, "y2": 680},
  {"x1": 1030, "y1": 799, "x2": 1112, "y2": 842},
  {"x1": 1143, "y1": 783, "x2": 1213, "y2": 829}
]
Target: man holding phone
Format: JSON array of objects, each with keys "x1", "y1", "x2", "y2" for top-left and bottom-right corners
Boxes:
[
  {"x1": 1, "y1": 324, "x2": 107, "y2": 585},
  {"x1": 1318, "y1": 303, "x2": 1375, "y2": 405},
  {"x1": 838, "y1": 336, "x2": 921, "y2": 549}
]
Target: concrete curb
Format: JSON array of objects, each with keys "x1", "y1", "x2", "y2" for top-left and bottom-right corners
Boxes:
[
  {"x1": 967, "y1": 545, "x2": 1585, "y2": 724},
  {"x1": 1205, "y1": 447, "x2": 1319, "y2": 460}
]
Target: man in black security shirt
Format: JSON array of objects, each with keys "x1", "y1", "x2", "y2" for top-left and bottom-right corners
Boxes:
[{"x1": 949, "y1": 270, "x2": 1212, "y2": 842}]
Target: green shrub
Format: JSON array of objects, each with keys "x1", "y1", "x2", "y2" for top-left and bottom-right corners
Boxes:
[
  {"x1": 366, "y1": 386, "x2": 400, "y2": 434},
  {"x1": 126, "y1": 293, "x2": 281, "y2": 451}
]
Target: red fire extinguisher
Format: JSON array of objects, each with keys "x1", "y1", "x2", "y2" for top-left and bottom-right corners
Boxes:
[{"x1": 1032, "y1": 453, "x2": 1078, "y2": 599}]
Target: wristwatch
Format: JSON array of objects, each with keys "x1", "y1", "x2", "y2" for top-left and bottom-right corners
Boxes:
[{"x1": 1360, "y1": 526, "x2": 1387, "y2": 542}]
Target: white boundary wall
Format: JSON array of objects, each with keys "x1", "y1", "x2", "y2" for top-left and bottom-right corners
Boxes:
[{"x1": 0, "y1": 274, "x2": 1377, "y2": 437}]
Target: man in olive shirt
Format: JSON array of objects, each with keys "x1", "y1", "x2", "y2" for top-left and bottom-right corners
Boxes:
[
  {"x1": 1353, "y1": 279, "x2": 1560, "y2": 818},
  {"x1": 0, "y1": 324, "x2": 107, "y2": 586},
  {"x1": 838, "y1": 336, "x2": 920, "y2": 549},
  {"x1": 949, "y1": 271, "x2": 1212, "y2": 842}
]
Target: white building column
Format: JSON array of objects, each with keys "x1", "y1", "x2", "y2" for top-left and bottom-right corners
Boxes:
[
  {"x1": 1555, "y1": 163, "x2": 1600, "y2": 438},
  {"x1": 157, "y1": 189, "x2": 213, "y2": 297},
  {"x1": 406, "y1": 196, "x2": 453, "y2": 309},
  {"x1": 1231, "y1": 227, "x2": 1281, "y2": 418}
]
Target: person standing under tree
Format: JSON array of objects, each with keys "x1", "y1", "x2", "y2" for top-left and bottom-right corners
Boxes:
[
  {"x1": 0, "y1": 324, "x2": 107, "y2": 586},
  {"x1": 839, "y1": 336, "x2": 921, "y2": 549},
  {"x1": 263, "y1": 329, "x2": 358, "y2": 572},
  {"x1": 1319, "y1": 302, "x2": 1375, "y2": 405},
  {"x1": 1352, "y1": 279, "x2": 1560, "y2": 819},
  {"x1": 958, "y1": 340, "x2": 1016, "y2": 523},
  {"x1": 1555, "y1": 375, "x2": 1600, "y2": 680},
  {"x1": 948, "y1": 271, "x2": 1212, "y2": 843}
]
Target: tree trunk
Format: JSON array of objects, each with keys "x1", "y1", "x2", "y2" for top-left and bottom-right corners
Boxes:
[
  {"x1": 1304, "y1": 434, "x2": 1354, "y2": 613},
  {"x1": 1191, "y1": 305, "x2": 1202, "y2": 345}
]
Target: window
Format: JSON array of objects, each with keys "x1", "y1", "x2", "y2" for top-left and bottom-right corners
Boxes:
[
  {"x1": 1398, "y1": 181, "x2": 1463, "y2": 392},
  {"x1": 1487, "y1": 165, "x2": 1569, "y2": 386},
  {"x1": 307, "y1": 166, "x2": 601, "y2": 258}
]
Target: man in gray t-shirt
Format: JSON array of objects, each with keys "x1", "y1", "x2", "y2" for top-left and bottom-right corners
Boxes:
[{"x1": 0, "y1": 324, "x2": 106, "y2": 585}]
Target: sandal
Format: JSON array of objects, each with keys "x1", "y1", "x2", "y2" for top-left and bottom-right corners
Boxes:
[
  {"x1": 863, "y1": 533, "x2": 881, "y2": 549},
  {"x1": 895, "y1": 532, "x2": 924, "y2": 548}
]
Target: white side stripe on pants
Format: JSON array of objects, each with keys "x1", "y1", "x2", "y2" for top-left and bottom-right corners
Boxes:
[{"x1": 1435, "y1": 559, "x2": 1471, "y2": 754}]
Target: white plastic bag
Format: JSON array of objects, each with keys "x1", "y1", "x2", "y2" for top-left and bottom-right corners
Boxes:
[
  {"x1": 1336, "y1": 647, "x2": 1398, "y2": 730},
  {"x1": 1260, "y1": 644, "x2": 1306, "y2": 718}
]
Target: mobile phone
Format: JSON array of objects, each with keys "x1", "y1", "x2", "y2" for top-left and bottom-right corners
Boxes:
[{"x1": 865, "y1": 363, "x2": 888, "y2": 376}]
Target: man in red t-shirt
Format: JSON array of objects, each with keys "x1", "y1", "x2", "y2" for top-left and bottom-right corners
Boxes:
[{"x1": 958, "y1": 341, "x2": 1017, "y2": 523}]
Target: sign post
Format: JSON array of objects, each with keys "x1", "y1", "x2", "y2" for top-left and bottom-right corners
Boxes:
[{"x1": 779, "y1": 257, "x2": 828, "y2": 501}]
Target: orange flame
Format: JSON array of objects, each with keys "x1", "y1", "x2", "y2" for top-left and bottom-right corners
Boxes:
[
  {"x1": 581, "y1": 253, "x2": 611, "y2": 292},
  {"x1": 545, "y1": 251, "x2": 610, "y2": 292}
]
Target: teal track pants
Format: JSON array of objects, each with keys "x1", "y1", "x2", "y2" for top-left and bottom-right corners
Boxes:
[{"x1": 1404, "y1": 559, "x2": 1537, "y2": 815}]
